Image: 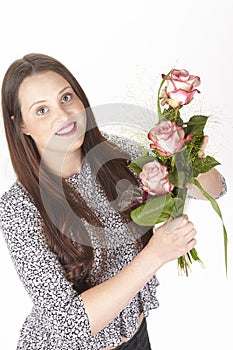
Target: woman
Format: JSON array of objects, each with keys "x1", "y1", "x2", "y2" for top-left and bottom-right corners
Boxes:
[{"x1": 0, "y1": 53, "x2": 224, "y2": 350}]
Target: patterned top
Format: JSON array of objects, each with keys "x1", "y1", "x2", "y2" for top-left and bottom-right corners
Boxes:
[{"x1": 0, "y1": 135, "x2": 160, "y2": 350}]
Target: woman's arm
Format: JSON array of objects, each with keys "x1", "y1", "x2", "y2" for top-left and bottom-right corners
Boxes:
[
  {"x1": 0, "y1": 186, "x2": 95, "y2": 348},
  {"x1": 0, "y1": 185, "x2": 196, "y2": 339},
  {"x1": 82, "y1": 215, "x2": 196, "y2": 335},
  {"x1": 187, "y1": 167, "x2": 224, "y2": 200},
  {"x1": 187, "y1": 135, "x2": 226, "y2": 200}
]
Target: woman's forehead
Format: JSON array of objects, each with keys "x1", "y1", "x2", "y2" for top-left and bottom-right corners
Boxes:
[{"x1": 18, "y1": 71, "x2": 70, "y2": 107}]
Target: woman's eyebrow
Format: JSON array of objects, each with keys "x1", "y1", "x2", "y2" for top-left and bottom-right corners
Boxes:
[
  {"x1": 58, "y1": 85, "x2": 72, "y2": 95},
  {"x1": 29, "y1": 86, "x2": 72, "y2": 111},
  {"x1": 29, "y1": 99, "x2": 46, "y2": 111}
]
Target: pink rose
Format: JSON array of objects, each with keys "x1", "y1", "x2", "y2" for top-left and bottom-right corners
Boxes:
[
  {"x1": 160, "y1": 69, "x2": 201, "y2": 108},
  {"x1": 148, "y1": 120, "x2": 193, "y2": 156},
  {"x1": 139, "y1": 160, "x2": 174, "y2": 195}
]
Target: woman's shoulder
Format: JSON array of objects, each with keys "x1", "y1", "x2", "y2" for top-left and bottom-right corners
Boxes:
[
  {"x1": 103, "y1": 130, "x2": 148, "y2": 161},
  {"x1": 1, "y1": 180, "x2": 30, "y2": 206},
  {"x1": 0, "y1": 181, "x2": 39, "y2": 223}
]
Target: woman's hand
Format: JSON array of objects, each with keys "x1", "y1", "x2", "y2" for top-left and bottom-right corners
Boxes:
[
  {"x1": 144, "y1": 215, "x2": 197, "y2": 268},
  {"x1": 198, "y1": 135, "x2": 208, "y2": 158},
  {"x1": 81, "y1": 214, "x2": 196, "y2": 335},
  {"x1": 187, "y1": 135, "x2": 224, "y2": 199}
]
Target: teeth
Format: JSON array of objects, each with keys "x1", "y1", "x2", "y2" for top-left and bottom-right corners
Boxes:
[{"x1": 56, "y1": 123, "x2": 75, "y2": 135}]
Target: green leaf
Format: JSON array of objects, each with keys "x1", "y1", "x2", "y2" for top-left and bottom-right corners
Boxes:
[
  {"x1": 170, "y1": 195, "x2": 186, "y2": 218},
  {"x1": 186, "y1": 133, "x2": 204, "y2": 160},
  {"x1": 192, "y1": 178, "x2": 228, "y2": 276},
  {"x1": 141, "y1": 148, "x2": 149, "y2": 157},
  {"x1": 150, "y1": 150, "x2": 170, "y2": 165},
  {"x1": 192, "y1": 156, "x2": 221, "y2": 177},
  {"x1": 168, "y1": 148, "x2": 193, "y2": 187},
  {"x1": 168, "y1": 171, "x2": 188, "y2": 188},
  {"x1": 130, "y1": 193, "x2": 175, "y2": 226},
  {"x1": 162, "y1": 107, "x2": 183, "y2": 125},
  {"x1": 162, "y1": 108, "x2": 176, "y2": 120},
  {"x1": 186, "y1": 115, "x2": 209, "y2": 135},
  {"x1": 128, "y1": 163, "x2": 142, "y2": 175},
  {"x1": 190, "y1": 248, "x2": 204, "y2": 266},
  {"x1": 128, "y1": 155, "x2": 157, "y2": 175}
]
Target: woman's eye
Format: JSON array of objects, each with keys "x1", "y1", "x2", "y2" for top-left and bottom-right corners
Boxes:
[
  {"x1": 37, "y1": 107, "x2": 48, "y2": 116},
  {"x1": 62, "y1": 94, "x2": 72, "y2": 103}
]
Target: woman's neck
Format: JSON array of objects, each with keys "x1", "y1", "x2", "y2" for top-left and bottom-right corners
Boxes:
[{"x1": 41, "y1": 148, "x2": 83, "y2": 179}]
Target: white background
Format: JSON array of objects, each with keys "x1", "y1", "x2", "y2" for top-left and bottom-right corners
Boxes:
[{"x1": 0, "y1": 1, "x2": 232, "y2": 349}]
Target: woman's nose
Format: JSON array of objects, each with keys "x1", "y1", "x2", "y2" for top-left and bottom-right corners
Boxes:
[{"x1": 53, "y1": 105, "x2": 70, "y2": 122}]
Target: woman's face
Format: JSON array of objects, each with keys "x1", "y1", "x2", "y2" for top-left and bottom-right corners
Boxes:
[{"x1": 18, "y1": 71, "x2": 87, "y2": 157}]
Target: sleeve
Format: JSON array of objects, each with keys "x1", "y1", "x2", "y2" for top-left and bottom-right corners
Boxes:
[
  {"x1": 187, "y1": 173, "x2": 227, "y2": 199},
  {"x1": 0, "y1": 186, "x2": 96, "y2": 349},
  {"x1": 216, "y1": 174, "x2": 227, "y2": 198},
  {"x1": 107, "y1": 132, "x2": 228, "y2": 200},
  {"x1": 104, "y1": 132, "x2": 144, "y2": 161}
]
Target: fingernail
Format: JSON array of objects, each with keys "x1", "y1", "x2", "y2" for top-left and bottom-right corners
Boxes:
[{"x1": 166, "y1": 215, "x2": 187, "y2": 233}]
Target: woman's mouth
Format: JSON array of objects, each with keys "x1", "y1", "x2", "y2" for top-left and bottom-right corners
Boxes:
[{"x1": 55, "y1": 122, "x2": 77, "y2": 136}]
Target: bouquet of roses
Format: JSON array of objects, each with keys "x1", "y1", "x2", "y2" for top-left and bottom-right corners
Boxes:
[{"x1": 121, "y1": 68, "x2": 228, "y2": 276}]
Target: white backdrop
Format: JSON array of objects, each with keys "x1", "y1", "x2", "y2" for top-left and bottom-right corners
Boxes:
[{"x1": 0, "y1": 1, "x2": 232, "y2": 349}]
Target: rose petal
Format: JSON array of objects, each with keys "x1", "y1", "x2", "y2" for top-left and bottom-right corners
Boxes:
[
  {"x1": 166, "y1": 98, "x2": 181, "y2": 108},
  {"x1": 139, "y1": 160, "x2": 174, "y2": 195},
  {"x1": 171, "y1": 69, "x2": 189, "y2": 81},
  {"x1": 167, "y1": 79, "x2": 194, "y2": 92},
  {"x1": 150, "y1": 143, "x2": 172, "y2": 156},
  {"x1": 176, "y1": 124, "x2": 185, "y2": 139},
  {"x1": 188, "y1": 75, "x2": 201, "y2": 88},
  {"x1": 167, "y1": 88, "x2": 198, "y2": 105}
]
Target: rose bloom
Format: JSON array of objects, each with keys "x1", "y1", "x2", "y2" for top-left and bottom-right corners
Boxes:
[
  {"x1": 148, "y1": 120, "x2": 193, "y2": 156},
  {"x1": 139, "y1": 160, "x2": 174, "y2": 195},
  {"x1": 160, "y1": 69, "x2": 201, "y2": 108}
]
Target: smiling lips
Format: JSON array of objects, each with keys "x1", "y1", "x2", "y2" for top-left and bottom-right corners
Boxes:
[{"x1": 55, "y1": 122, "x2": 77, "y2": 136}]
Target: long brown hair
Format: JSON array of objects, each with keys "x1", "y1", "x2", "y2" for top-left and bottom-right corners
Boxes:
[{"x1": 1, "y1": 53, "x2": 151, "y2": 293}]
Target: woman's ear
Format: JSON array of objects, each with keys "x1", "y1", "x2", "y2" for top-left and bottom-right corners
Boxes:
[
  {"x1": 11, "y1": 115, "x2": 30, "y2": 135},
  {"x1": 20, "y1": 122, "x2": 30, "y2": 136},
  {"x1": 20, "y1": 124, "x2": 30, "y2": 135}
]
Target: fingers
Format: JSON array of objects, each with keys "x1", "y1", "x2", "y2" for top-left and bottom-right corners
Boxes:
[
  {"x1": 203, "y1": 135, "x2": 209, "y2": 148},
  {"x1": 198, "y1": 135, "x2": 209, "y2": 158},
  {"x1": 150, "y1": 215, "x2": 197, "y2": 264},
  {"x1": 165, "y1": 214, "x2": 188, "y2": 233},
  {"x1": 183, "y1": 226, "x2": 196, "y2": 241},
  {"x1": 181, "y1": 225, "x2": 197, "y2": 254},
  {"x1": 186, "y1": 237, "x2": 197, "y2": 252},
  {"x1": 167, "y1": 218, "x2": 197, "y2": 254},
  {"x1": 179, "y1": 221, "x2": 195, "y2": 235}
]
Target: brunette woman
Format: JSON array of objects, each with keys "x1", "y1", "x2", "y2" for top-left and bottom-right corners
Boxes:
[{"x1": 0, "y1": 53, "x2": 224, "y2": 350}]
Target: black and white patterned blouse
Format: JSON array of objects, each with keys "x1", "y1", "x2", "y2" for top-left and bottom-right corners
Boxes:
[{"x1": 0, "y1": 135, "x2": 160, "y2": 350}]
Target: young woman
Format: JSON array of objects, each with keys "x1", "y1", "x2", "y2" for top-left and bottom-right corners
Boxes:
[{"x1": 0, "y1": 53, "x2": 224, "y2": 350}]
